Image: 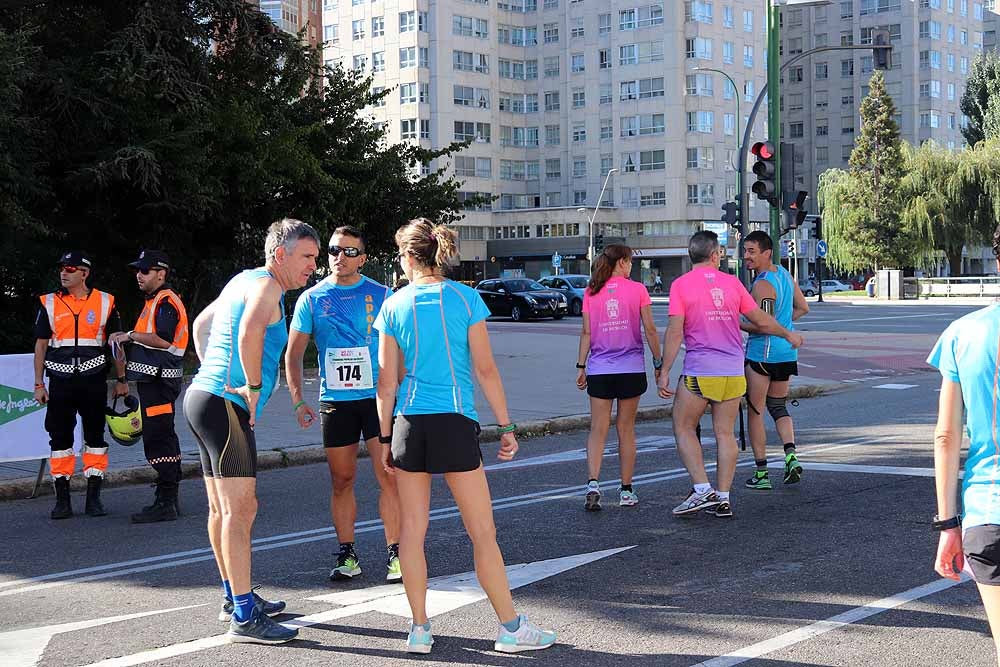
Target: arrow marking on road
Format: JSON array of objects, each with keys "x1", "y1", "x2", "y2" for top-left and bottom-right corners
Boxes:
[
  {"x1": 84, "y1": 546, "x2": 635, "y2": 667},
  {"x1": 0, "y1": 604, "x2": 204, "y2": 667}
]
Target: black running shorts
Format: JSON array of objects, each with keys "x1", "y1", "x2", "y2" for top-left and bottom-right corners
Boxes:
[
  {"x1": 391, "y1": 413, "x2": 482, "y2": 474},
  {"x1": 964, "y1": 525, "x2": 1000, "y2": 585},
  {"x1": 184, "y1": 389, "x2": 257, "y2": 478},
  {"x1": 320, "y1": 398, "x2": 380, "y2": 448},
  {"x1": 586, "y1": 372, "x2": 648, "y2": 400},
  {"x1": 746, "y1": 360, "x2": 799, "y2": 382}
]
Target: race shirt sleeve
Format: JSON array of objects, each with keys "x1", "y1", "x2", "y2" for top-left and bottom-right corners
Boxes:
[
  {"x1": 373, "y1": 297, "x2": 394, "y2": 337},
  {"x1": 667, "y1": 280, "x2": 685, "y2": 316},
  {"x1": 927, "y1": 324, "x2": 960, "y2": 383},
  {"x1": 639, "y1": 282, "x2": 652, "y2": 308},
  {"x1": 582, "y1": 288, "x2": 591, "y2": 314},
  {"x1": 289, "y1": 292, "x2": 313, "y2": 334},
  {"x1": 737, "y1": 281, "x2": 759, "y2": 315},
  {"x1": 470, "y1": 289, "x2": 491, "y2": 325}
]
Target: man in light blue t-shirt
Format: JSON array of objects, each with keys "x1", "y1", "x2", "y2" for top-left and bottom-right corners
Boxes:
[{"x1": 285, "y1": 226, "x2": 401, "y2": 584}]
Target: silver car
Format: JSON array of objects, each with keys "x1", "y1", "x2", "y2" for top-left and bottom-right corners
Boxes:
[{"x1": 537, "y1": 274, "x2": 589, "y2": 316}]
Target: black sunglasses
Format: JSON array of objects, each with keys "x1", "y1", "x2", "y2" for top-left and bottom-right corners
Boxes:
[
  {"x1": 137, "y1": 267, "x2": 165, "y2": 275},
  {"x1": 329, "y1": 245, "x2": 363, "y2": 258}
]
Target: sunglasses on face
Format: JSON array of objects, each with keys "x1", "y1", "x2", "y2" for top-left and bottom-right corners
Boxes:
[
  {"x1": 329, "y1": 245, "x2": 362, "y2": 258},
  {"x1": 137, "y1": 268, "x2": 163, "y2": 276},
  {"x1": 59, "y1": 265, "x2": 82, "y2": 274}
]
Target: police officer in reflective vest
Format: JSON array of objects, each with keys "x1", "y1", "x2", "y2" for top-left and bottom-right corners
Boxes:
[
  {"x1": 33, "y1": 251, "x2": 128, "y2": 519},
  {"x1": 109, "y1": 250, "x2": 189, "y2": 523}
]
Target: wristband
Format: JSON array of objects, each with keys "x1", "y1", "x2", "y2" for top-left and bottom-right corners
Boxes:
[
  {"x1": 292, "y1": 400, "x2": 306, "y2": 411},
  {"x1": 576, "y1": 363, "x2": 586, "y2": 369},
  {"x1": 378, "y1": 434, "x2": 393, "y2": 445},
  {"x1": 652, "y1": 357, "x2": 664, "y2": 370},
  {"x1": 117, "y1": 377, "x2": 127, "y2": 384},
  {"x1": 34, "y1": 383, "x2": 45, "y2": 389},
  {"x1": 248, "y1": 382, "x2": 263, "y2": 393},
  {"x1": 932, "y1": 515, "x2": 961, "y2": 531},
  {"x1": 127, "y1": 330, "x2": 135, "y2": 341},
  {"x1": 497, "y1": 423, "x2": 517, "y2": 434}
]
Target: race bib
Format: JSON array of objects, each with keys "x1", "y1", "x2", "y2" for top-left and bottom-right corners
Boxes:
[{"x1": 325, "y1": 346, "x2": 374, "y2": 391}]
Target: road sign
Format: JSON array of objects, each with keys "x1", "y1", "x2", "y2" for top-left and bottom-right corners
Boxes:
[
  {"x1": 552, "y1": 252, "x2": 562, "y2": 268},
  {"x1": 817, "y1": 240, "x2": 828, "y2": 258},
  {"x1": 703, "y1": 221, "x2": 729, "y2": 247}
]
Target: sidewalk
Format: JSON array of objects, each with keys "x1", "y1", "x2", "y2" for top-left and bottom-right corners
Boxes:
[{"x1": 819, "y1": 294, "x2": 998, "y2": 306}]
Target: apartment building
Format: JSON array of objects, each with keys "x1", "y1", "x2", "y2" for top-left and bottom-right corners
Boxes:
[
  {"x1": 322, "y1": 0, "x2": 767, "y2": 284},
  {"x1": 259, "y1": 0, "x2": 323, "y2": 47}
]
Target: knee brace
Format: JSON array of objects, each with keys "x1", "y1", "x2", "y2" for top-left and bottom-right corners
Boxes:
[{"x1": 765, "y1": 395, "x2": 790, "y2": 422}]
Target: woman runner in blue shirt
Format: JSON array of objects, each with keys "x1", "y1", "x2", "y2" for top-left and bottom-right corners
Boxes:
[{"x1": 374, "y1": 219, "x2": 556, "y2": 655}]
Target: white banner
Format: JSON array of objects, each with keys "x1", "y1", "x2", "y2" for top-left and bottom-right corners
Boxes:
[{"x1": 0, "y1": 354, "x2": 81, "y2": 463}]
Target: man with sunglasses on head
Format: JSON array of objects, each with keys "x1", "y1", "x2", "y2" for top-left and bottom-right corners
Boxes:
[
  {"x1": 34, "y1": 251, "x2": 128, "y2": 519},
  {"x1": 108, "y1": 250, "x2": 189, "y2": 523},
  {"x1": 286, "y1": 225, "x2": 402, "y2": 584}
]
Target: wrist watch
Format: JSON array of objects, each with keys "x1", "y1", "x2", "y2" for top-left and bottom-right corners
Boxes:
[
  {"x1": 117, "y1": 376, "x2": 127, "y2": 384},
  {"x1": 378, "y1": 434, "x2": 393, "y2": 445},
  {"x1": 576, "y1": 363, "x2": 586, "y2": 369},
  {"x1": 932, "y1": 515, "x2": 961, "y2": 531},
  {"x1": 653, "y1": 358, "x2": 664, "y2": 370}
]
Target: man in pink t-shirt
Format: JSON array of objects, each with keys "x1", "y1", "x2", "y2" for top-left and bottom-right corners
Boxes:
[{"x1": 657, "y1": 231, "x2": 803, "y2": 519}]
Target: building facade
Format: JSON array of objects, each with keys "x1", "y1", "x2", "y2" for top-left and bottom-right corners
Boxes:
[
  {"x1": 322, "y1": 0, "x2": 769, "y2": 285},
  {"x1": 259, "y1": 0, "x2": 323, "y2": 47}
]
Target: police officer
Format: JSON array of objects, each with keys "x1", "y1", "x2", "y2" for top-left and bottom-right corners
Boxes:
[
  {"x1": 33, "y1": 251, "x2": 127, "y2": 519},
  {"x1": 108, "y1": 250, "x2": 189, "y2": 523}
]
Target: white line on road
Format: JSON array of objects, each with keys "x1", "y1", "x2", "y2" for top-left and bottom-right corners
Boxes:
[
  {"x1": 797, "y1": 362, "x2": 817, "y2": 368},
  {"x1": 873, "y1": 383, "x2": 919, "y2": 390},
  {"x1": 0, "y1": 443, "x2": 856, "y2": 598},
  {"x1": 802, "y1": 313, "x2": 948, "y2": 325},
  {"x1": 689, "y1": 575, "x2": 970, "y2": 667},
  {"x1": 767, "y1": 461, "x2": 949, "y2": 478}
]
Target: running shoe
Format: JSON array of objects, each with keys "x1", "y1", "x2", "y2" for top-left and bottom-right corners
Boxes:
[
  {"x1": 494, "y1": 615, "x2": 557, "y2": 653},
  {"x1": 386, "y1": 544, "x2": 402, "y2": 583},
  {"x1": 218, "y1": 586, "x2": 287, "y2": 622},
  {"x1": 227, "y1": 606, "x2": 298, "y2": 645},
  {"x1": 584, "y1": 481, "x2": 602, "y2": 512},
  {"x1": 330, "y1": 544, "x2": 362, "y2": 581},
  {"x1": 672, "y1": 488, "x2": 721, "y2": 516},
  {"x1": 745, "y1": 470, "x2": 773, "y2": 491},
  {"x1": 406, "y1": 623, "x2": 434, "y2": 654},
  {"x1": 783, "y1": 452, "x2": 803, "y2": 484},
  {"x1": 706, "y1": 501, "x2": 734, "y2": 518},
  {"x1": 619, "y1": 489, "x2": 639, "y2": 507}
]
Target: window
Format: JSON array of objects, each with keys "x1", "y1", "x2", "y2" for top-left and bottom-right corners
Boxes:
[
  {"x1": 544, "y1": 22, "x2": 559, "y2": 42},
  {"x1": 372, "y1": 16, "x2": 384, "y2": 37},
  {"x1": 372, "y1": 51, "x2": 385, "y2": 72},
  {"x1": 574, "y1": 190, "x2": 587, "y2": 205},
  {"x1": 419, "y1": 47, "x2": 429, "y2": 68},
  {"x1": 573, "y1": 158, "x2": 587, "y2": 178},
  {"x1": 500, "y1": 126, "x2": 539, "y2": 147},
  {"x1": 419, "y1": 11, "x2": 428, "y2": 31},
  {"x1": 545, "y1": 124, "x2": 560, "y2": 145},
  {"x1": 861, "y1": 56, "x2": 873, "y2": 73},
  {"x1": 723, "y1": 78, "x2": 735, "y2": 99},
  {"x1": 620, "y1": 80, "x2": 637, "y2": 100},
  {"x1": 455, "y1": 156, "x2": 491, "y2": 179},
  {"x1": 816, "y1": 146, "x2": 829, "y2": 163},
  {"x1": 544, "y1": 56, "x2": 560, "y2": 77},
  {"x1": 744, "y1": 45, "x2": 753, "y2": 67},
  {"x1": 546, "y1": 159, "x2": 561, "y2": 179},
  {"x1": 816, "y1": 122, "x2": 829, "y2": 136},
  {"x1": 621, "y1": 187, "x2": 639, "y2": 208},
  {"x1": 684, "y1": 38, "x2": 712, "y2": 60},
  {"x1": 600, "y1": 118, "x2": 613, "y2": 140},
  {"x1": 372, "y1": 86, "x2": 386, "y2": 107},
  {"x1": 640, "y1": 189, "x2": 666, "y2": 207},
  {"x1": 948, "y1": 82, "x2": 955, "y2": 100},
  {"x1": 841, "y1": 31, "x2": 854, "y2": 46},
  {"x1": 544, "y1": 91, "x2": 560, "y2": 111},
  {"x1": 600, "y1": 83, "x2": 612, "y2": 104},
  {"x1": 687, "y1": 184, "x2": 700, "y2": 204},
  {"x1": 401, "y1": 119, "x2": 417, "y2": 139},
  {"x1": 743, "y1": 9, "x2": 753, "y2": 31},
  {"x1": 454, "y1": 85, "x2": 491, "y2": 107},
  {"x1": 787, "y1": 37, "x2": 803, "y2": 55},
  {"x1": 352, "y1": 19, "x2": 365, "y2": 40},
  {"x1": 599, "y1": 13, "x2": 611, "y2": 34},
  {"x1": 571, "y1": 17, "x2": 585, "y2": 37},
  {"x1": 573, "y1": 123, "x2": 587, "y2": 142},
  {"x1": 352, "y1": 54, "x2": 367, "y2": 72},
  {"x1": 686, "y1": 0, "x2": 714, "y2": 23},
  {"x1": 400, "y1": 83, "x2": 418, "y2": 104},
  {"x1": 723, "y1": 41, "x2": 734, "y2": 64},
  {"x1": 400, "y1": 11, "x2": 415, "y2": 32},
  {"x1": 454, "y1": 121, "x2": 491, "y2": 142},
  {"x1": 841, "y1": 59, "x2": 854, "y2": 77},
  {"x1": 640, "y1": 150, "x2": 665, "y2": 171},
  {"x1": 789, "y1": 66, "x2": 803, "y2": 82},
  {"x1": 324, "y1": 24, "x2": 339, "y2": 43},
  {"x1": 401, "y1": 47, "x2": 417, "y2": 68},
  {"x1": 816, "y1": 91, "x2": 829, "y2": 109},
  {"x1": 815, "y1": 33, "x2": 828, "y2": 47},
  {"x1": 744, "y1": 80, "x2": 754, "y2": 102},
  {"x1": 620, "y1": 116, "x2": 638, "y2": 137},
  {"x1": 724, "y1": 5, "x2": 734, "y2": 26},
  {"x1": 816, "y1": 62, "x2": 828, "y2": 79},
  {"x1": 789, "y1": 122, "x2": 804, "y2": 138},
  {"x1": 724, "y1": 113, "x2": 735, "y2": 135},
  {"x1": 600, "y1": 49, "x2": 611, "y2": 69},
  {"x1": 842, "y1": 115, "x2": 854, "y2": 134},
  {"x1": 601, "y1": 154, "x2": 613, "y2": 174},
  {"x1": 571, "y1": 53, "x2": 585, "y2": 72},
  {"x1": 620, "y1": 5, "x2": 665, "y2": 30},
  {"x1": 572, "y1": 89, "x2": 586, "y2": 108},
  {"x1": 686, "y1": 110, "x2": 714, "y2": 133},
  {"x1": 840, "y1": 0, "x2": 853, "y2": 17},
  {"x1": 686, "y1": 147, "x2": 715, "y2": 169}
]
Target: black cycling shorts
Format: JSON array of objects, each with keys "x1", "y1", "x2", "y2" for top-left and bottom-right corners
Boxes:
[
  {"x1": 964, "y1": 525, "x2": 1000, "y2": 585},
  {"x1": 746, "y1": 360, "x2": 799, "y2": 382},
  {"x1": 391, "y1": 413, "x2": 482, "y2": 474},
  {"x1": 587, "y1": 372, "x2": 648, "y2": 400},
  {"x1": 320, "y1": 398, "x2": 380, "y2": 448},
  {"x1": 184, "y1": 389, "x2": 257, "y2": 479}
]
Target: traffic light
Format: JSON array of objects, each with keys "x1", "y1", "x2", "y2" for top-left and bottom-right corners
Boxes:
[
  {"x1": 787, "y1": 239, "x2": 796, "y2": 256},
  {"x1": 785, "y1": 190, "x2": 808, "y2": 231},
  {"x1": 594, "y1": 233, "x2": 605, "y2": 254},
  {"x1": 721, "y1": 201, "x2": 740, "y2": 229},
  {"x1": 873, "y1": 29, "x2": 892, "y2": 70},
  {"x1": 751, "y1": 141, "x2": 778, "y2": 207}
]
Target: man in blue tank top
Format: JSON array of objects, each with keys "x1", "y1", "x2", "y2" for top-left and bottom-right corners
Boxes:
[
  {"x1": 187, "y1": 219, "x2": 320, "y2": 645},
  {"x1": 740, "y1": 231, "x2": 810, "y2": 491},
  {"x1": 286, "y1": 225, "x2": 402, "y2": 585}
]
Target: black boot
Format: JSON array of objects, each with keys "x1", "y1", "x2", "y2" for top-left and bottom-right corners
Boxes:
[
  {"x1": 50, "y1": 478, "x2": 72, "y2": 520},
  {"x1": 84, "y1": 476, "x2": 107, "y2": 517},
  {"x1": 131, "y1": 481, "x2": 178, "y2": 523},
  {"x1": 141, "y1": 482, "x2": 181, "y2": 516}
]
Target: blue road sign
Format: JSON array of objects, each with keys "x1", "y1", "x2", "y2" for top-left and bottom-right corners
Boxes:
[
  {"x1": 816, "y1": 240, "x2": 828, "y2": 258},
  {"x1": 552, "y1": 253, "x2": 562, "y2": 268}
]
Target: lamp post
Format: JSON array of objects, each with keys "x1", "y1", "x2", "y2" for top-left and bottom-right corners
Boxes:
[{"x1": 578, "y1": 167, "x2": 618, "y2": 265}]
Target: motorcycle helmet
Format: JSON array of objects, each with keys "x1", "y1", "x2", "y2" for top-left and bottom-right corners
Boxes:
[{"x1": 106, "y1": 395, "x2": 142, "y2": 446}]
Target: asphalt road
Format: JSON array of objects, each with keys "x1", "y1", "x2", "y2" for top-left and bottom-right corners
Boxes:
[{"x1": 1, "y1": 351, "x2": 995, "y2": 666}]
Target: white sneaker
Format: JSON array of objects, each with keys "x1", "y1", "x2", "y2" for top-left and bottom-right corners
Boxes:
[
  {"x1": 672, "y1": 488, "x2": 720, "y2": 515},
  {"x1": 494, "y1": 615, "x2": 557, "y2": 653},
  {"x1": 619, "y1": 489, "x2": 639, "y2": 507},
  {"x1": 406, "y1": 623, "x2": 433, "y2": 654}
]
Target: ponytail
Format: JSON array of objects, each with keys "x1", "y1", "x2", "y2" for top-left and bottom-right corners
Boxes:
[
  {"x1": 431, "y1": 224, "x2": 459, "y2": 268},
  {"x1": 587, "y1": 244, "x2": 633, "y2": 296},
  {"x1": 395, "y1": 218, "x2": 459, "y2": 270}
]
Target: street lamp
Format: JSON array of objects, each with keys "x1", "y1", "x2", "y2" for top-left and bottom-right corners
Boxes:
[{"x1": 578, "y1": 168, "x2": 618, "y2": 264}]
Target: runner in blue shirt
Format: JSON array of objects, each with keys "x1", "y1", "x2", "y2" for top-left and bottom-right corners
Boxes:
[
  {"x1": 374, "y1": 218, "x2": 556, "y2": 655},
  {"x1": 929, "y1": 233, "x2": 1000, "y2": 662},
  {"x1": 286, "y1": 225, "x2": 401, "y2": 584}
]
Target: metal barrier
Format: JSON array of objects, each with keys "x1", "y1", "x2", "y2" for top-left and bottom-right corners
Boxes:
[{"x1": 915, "y1": 276, "x2": 1000, "y2": 298}]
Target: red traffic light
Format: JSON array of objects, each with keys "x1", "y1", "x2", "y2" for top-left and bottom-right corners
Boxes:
[{"x1": 751, "y1": 141, "x2": 775, "y2": 160}]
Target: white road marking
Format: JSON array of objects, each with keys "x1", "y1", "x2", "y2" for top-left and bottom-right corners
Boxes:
[
  {"x1": 85, "y1": 547, "x2": 635, "y2": 667},
  {"x1": 766, "y1": 461, "x2": 952, "y2": 478},
  {"x1": 0, "y1": 442, "x2": 856, "y2": 599},
  {"x1": 0, "y1": 605, "x2": 204, "y2": 667},
  {"x1": 803, "y1": 313, "x2": 949, "y2": 325},
  {"x1": 689, "y1": 575, "x2": 970, "y2": 667},
  {"x1": 873, "y1": 383, "x2": 919, "y2": 390},
  {"x1": 797, "y1": 362, "x2": 817, "y2": 368}
]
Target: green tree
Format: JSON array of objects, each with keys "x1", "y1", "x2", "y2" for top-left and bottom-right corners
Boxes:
[
  {"x1": 818, "y1": 70, "x2": 909, "y2": 273},
  {"x1": 960, "y1": 51, "x2": 1000, "y2": 145},
  {"x1": 0, "y1": 0, "x2": 475, "y2": 354}
]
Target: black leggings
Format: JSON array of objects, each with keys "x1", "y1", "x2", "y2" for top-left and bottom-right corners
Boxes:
[{"x1": 184, "y1": 390, "x2": 257, "y2": 478}]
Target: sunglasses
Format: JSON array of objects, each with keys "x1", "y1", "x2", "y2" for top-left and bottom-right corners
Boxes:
[
  {"x1": 136, "y1": 267, "x2": 164, "y2": 276},
  {"x1": 329, "y1": 245, "x2": 362, "y2": 258},
  {"x1": 59, "y1": 265, "x2": 83, "y2": 274}
]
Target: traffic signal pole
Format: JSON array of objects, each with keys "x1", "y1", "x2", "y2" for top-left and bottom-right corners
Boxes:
[{"x1": 767, "y1": 0, "x2": 781, "y2": 242}]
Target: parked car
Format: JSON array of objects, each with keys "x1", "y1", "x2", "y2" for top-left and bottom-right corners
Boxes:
[
  {"x1": 537, "y1": 274, "x2": 589, "y2": 316},
  {"x1": 475, "y1": 278, "x2": 568, "y2": 321},
  {"x1": 821, "y1": 279, "x2": 853, "y2": 293},
  {"x1": 798, "y1": 280, "x2": 818, "y2": 297}
]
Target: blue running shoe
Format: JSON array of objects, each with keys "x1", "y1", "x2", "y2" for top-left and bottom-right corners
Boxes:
[
  {"x1": 406, "y1": 623, "x2": 434, "y2": 654},
  {"x1": 494, "y1": 615, "x2": 556, "y2": 653},
  {"x1": 227, "y1": 606, "x2": 297, "y2": 645},
  {"x1": 219, "y1": 586, "x2": 287, "y2": 622}
]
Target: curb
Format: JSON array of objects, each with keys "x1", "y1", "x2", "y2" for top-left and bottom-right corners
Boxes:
[{"x1": 0, "y1": 383, "x2": 835, "y2": 501}]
